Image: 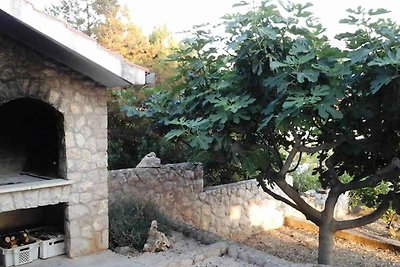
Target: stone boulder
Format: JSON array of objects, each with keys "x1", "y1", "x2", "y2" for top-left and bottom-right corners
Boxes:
[
  {"x1": 143, "y1": 220, "x2": 171, "y2": 253},
  {"x1": 136, "y1": 152, "x2": 161, "y2": 168}
]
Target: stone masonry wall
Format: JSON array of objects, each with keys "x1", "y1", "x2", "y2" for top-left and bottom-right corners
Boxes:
[
  {"x1": 109, "y1": 162, "x2": 349, "y2": 239},
  {"x1": 109, "y1": 163, "x2": 204, "y2": 223},
  {"x1": 0, "y1": 32, "x2": 108, "y2": 257}
]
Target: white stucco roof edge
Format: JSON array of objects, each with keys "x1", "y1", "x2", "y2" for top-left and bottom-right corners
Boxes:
[{"x1": 0, "y1": 0, "x2": 149, "y2": 87}]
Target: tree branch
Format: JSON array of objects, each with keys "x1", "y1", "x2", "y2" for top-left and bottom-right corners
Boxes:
[
  {"x1": 288, "y1": 152, "x2": 302, "y2": 173},
  {"x1": 338, "y1": 157, "x2": 400, "y2": 193},
  {"x1": 298, "y1": 138, "x2": 345, "y2": 154},
  {"x1": 272, "y1": 144, "x2": 284, "y2": 169},
  {"x1": 334, "y1": 199, "x2": 390, "y2": 231},
  {"x1": 325, "y1": 155, "x2": 342, "y2": 188},
  {"x1": 278, "y1": 146, "x2": 299, "y2": 177},
  {"x1": 274, "y1": 178, "x2": 322, "y2": 224},
  {"x1": 322, "y1": 188, "x2": 341, "y2": 223},
  {"x1": 256, "y1": 176, "x2": 298, "y2": 210}
]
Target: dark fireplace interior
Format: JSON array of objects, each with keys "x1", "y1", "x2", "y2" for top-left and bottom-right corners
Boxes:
[
  {"x1": 0, "y1": 98, "x2": 66, "y2": 185},
  {"x1": 0, "y1": 204, "x2": 65, "y2": 236}
]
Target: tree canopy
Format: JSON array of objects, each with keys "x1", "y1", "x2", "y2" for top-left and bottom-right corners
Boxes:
[
  {"x1": 125, "y1": 1, "x2": 400, "y2": 264},
  {"x1": 47, "y1": 0, "x2": 119, "y2": 36},
  {"x1": 47, "y1": 0, "x2": 177, "y2": 84}
]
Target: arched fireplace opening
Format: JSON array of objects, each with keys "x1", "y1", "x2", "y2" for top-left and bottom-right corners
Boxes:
[{"x1": 0, "y1": 98, "x2": 66, "y2": 185}]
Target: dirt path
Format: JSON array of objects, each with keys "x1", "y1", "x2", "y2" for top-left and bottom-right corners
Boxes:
[{"x1": 237, "y1": 226, "x2": 400, "y2": 267}]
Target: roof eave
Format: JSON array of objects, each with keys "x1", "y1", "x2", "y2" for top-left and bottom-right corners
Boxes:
[{"x1": 0, "y1": 0, "x2": 149, "y2": 87}]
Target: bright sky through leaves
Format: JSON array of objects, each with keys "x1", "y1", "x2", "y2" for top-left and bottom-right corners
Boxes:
[{"x1": 30, "y1": 0, "x2": 400, "y2": 40}]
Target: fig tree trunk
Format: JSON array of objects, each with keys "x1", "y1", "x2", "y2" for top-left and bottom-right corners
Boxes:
[{"x1": 317, "y1": 223, "x2": 334, "y2": 265}]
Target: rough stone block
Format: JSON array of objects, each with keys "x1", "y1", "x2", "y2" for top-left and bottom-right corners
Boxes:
[
  {"x1": 93, "y1": 184, "x2": 108, "y2": 200},
  {"x1": 93, "y1": 215, "x2": 108, "y2": 231},
  {"x1": 51, "y1": 187, "x2": 63, "y2": 204},
  {"x1": 60, "y1": 185, "x2": 72, "y2": 202},
  {"x1": 66, "y1": 220, "x2": 81, "y2": 238},
  {"x1": 23, "y1": 190, "x2": 39, "y2": 208},
  {"x1": 0, "y1": 194, "x2": 15, "y2": 212},
  {"x1": 81, "y1": 225, "x2": 95, "y2": 239},
  {"x1": 79, "y1": 181, "x2": 94, "y2": 193},
  {"x1": 136, "y1": 152, "x2": 161, "y2": 168},
  {"x1": 67, "y1": 204, "x2": 90, "y2": 221},
  {"x1": 80, "y1": 192, "x2": 93, "y2": 203},
  {"x1": 10, "y1": 192, "x2": 25, "y2": 210},
  {"x1": 38, "y1": 188, "x2": 51, "y2": 206}
]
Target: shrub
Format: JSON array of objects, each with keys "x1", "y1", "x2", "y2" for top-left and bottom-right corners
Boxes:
[
  {"x1": 292, "y1": 170, "x2": 321, "y2": 193},
  {"x1": 108, "y1": 88, "x2": 190, "y2": 170},
  {"x1": 108, "y1": 197, "x2": 171, "y2": 251},
  {"x1": 349, "y1": 181, "x2": 391, "y2": 208}
]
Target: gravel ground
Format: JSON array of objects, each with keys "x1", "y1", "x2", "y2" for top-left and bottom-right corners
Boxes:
[
  {"x1": 195, "y1": 256, "x2": 257, "y2": 267},
  {"x1": 237, "y1": 225, "x2": 400, "y2": 267},
  {"x1": 355, "y1": 217, "x2": 399, "y2": 240}
]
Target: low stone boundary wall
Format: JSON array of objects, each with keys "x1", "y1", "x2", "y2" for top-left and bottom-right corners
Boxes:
[
  {"x1": 198, "y1": 179, "x2": 288, "y2": 238},
  {"x1": 108, "y1": 162, "x2": 348, "y2": 239}
]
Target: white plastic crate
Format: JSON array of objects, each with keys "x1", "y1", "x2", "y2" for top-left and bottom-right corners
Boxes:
[
  {"x1": 0, "y1": 241, "x2": 39, "y2": 267},
  {"x1": 28, "y1": 226, "x2": 65, "y2": 259},
  {"x1": 37, "y1": 236, "x2": 65, "y2": 259}
]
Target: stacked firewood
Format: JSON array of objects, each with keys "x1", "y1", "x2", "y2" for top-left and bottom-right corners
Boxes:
[{"x1": 0, "y1": 231, "x2": 31, "y2": 249}]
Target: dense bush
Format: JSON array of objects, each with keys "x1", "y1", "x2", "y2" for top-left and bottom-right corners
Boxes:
[
  {"x1": 292, "y1": 170, "x2": 320, "y2": 192},
  {"x1": 348, "y1": 181, "x2": 400, "y2": 239},
  {"x1": 108, "y1": 88, "x2": 244, "y2": 186},
  {"x1": 108, "y1": 197, "x2": 171, "y2": 251},
  {"x1": 349, "y1": 181, "x2": 391, "y2": 208},
  {"x1": 108, "y1": 88, "x2": 190, "y2": 170}
]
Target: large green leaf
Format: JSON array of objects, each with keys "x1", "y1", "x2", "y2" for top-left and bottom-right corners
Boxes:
[
  {"x1": 257, "y1": 115, "x2": 274, "y2": 131},
  {"x1": 282, "y1": 96, "x2": 305, "y2": 109},
  {"x1": 295, "y1": 69, "x2": 320, "y2": 83},
  {"x1": 368, "y1": 8, "x2": 390, "y2": 16},
  {"x1": 370, "y1": 74, "x2": 397, "y2": 94},
  {"x1": 270, "y1": 61, "x2": 288, "y2": 70},
  {"x1": 165, "y1": 129, "x2": 186, "y2": 140},
  {"x1": 209, "y1": 113, "x2": 228, "y2": 124},
  {"x1": 189, "y1": 133, "x2": 213, "y2": 150},
  {"x1": 297, "y1": 53, "x2": 316, "y2": 64},
  {"x1": 259, "y1": 26, "x2": 277, "y2": 40},
  {"x1": 350, "y1": 47, "x2": 372, "y2": 63},
  {"x1": 316, "y1": 104, "x2": 343, "y2": 120},
  {"x1": 368, "y1": 49, "x2": 400, "y2": 67},
  {"x1": 289, "y1": 38, "x2": 310, "y2": 55},
  {"x1": 262, "y1": 74, "x2": 288, "y2": 92}
]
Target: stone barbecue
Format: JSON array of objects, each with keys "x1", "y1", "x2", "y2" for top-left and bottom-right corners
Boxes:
[{"x1": 0, "y1": 0, "x2": 148, "y2": 258}]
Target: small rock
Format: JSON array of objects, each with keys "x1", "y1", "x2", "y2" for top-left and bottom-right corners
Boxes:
[{"x1": 136, "y1": 152, "x2": 161, "y2": 168}]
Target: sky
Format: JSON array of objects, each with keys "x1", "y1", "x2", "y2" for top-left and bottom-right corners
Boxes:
[{"x1": 29, "y1": 0, "x2": 400, "y2": 40}]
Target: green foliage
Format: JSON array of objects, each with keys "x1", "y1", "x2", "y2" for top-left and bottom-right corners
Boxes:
[
  {"x1": 47, "y1": 0, "x2": 400, "y2": 247},
  {"x1": 117, "y1": 1, "x2": 400, "y2": 263},
  {"x1": 108, "y1": 197, "x2": 171, "y2": 251},
  {"x1": 47, "y1": 1, "x2": 178, "y2": 84},
  {"x1": 382, "y1": 209, "x2": 400, "y2": 240},
  {"x1": 350, "y1": 182, "x2": 391, "y2": 208},
  {"x1": 108, "y1": 88, "x2": 189, "y2": 169},
  {"x1": 48, "y1": 0, "x2": 182, "y2": 169},
  {"x1": 292, "y1": 171, "x2": 320, "y2": 193},
  {"x1": 46, "y1": 0, "x2": 118, "y2": 36},
  {"x1": 125, "y1": 0, "x2": 400, "y2": 227},
  {"x1": 124, "y1": 0, "x2": 345, "y2": 181},
  {"x1": 350, "y1": 182, "x2": 400, "y2": 239}
]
